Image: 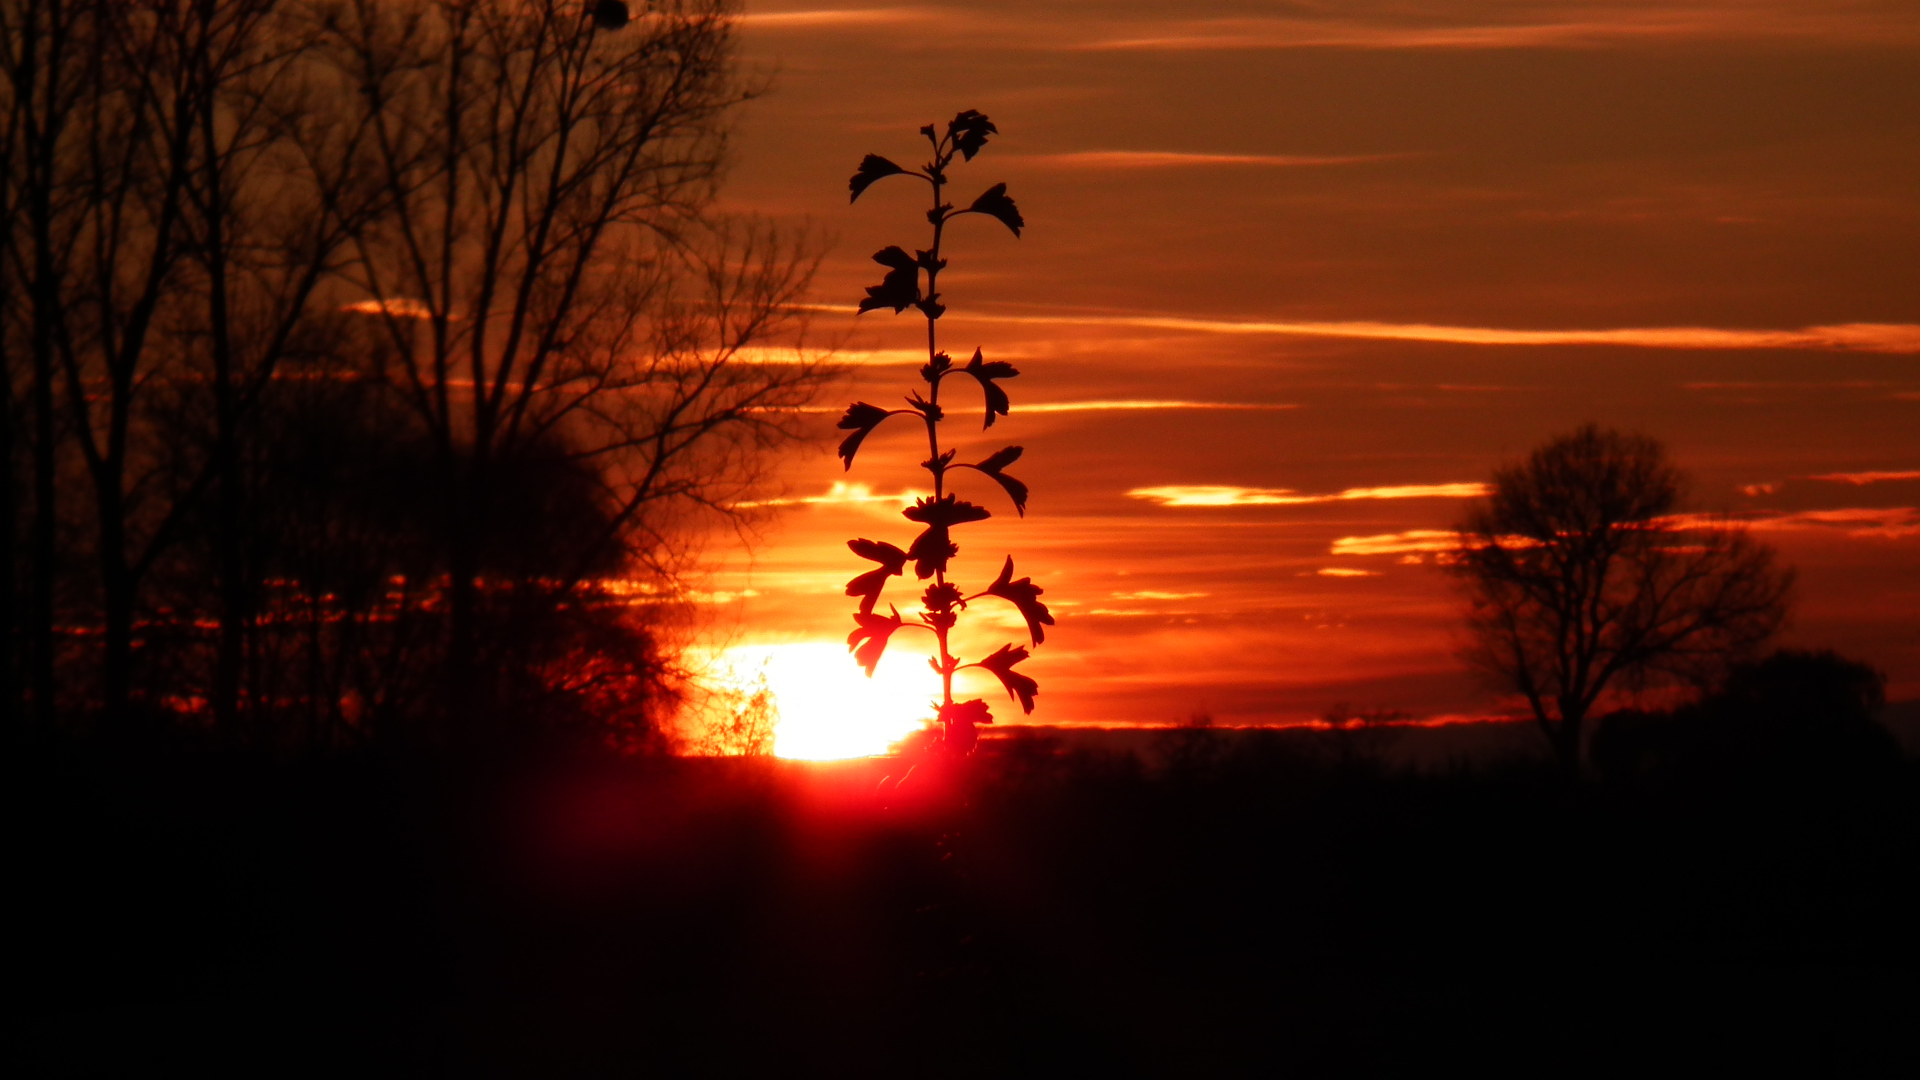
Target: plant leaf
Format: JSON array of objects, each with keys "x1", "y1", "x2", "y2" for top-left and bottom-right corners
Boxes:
[
  {"x1": 920, "y1": 351, "x2": 953, "y2": 383},
  {"x1": 857, "y1": 246, "x2": 920, "y2": 314},
  {"x1": 902, "y1": 494, "x2": 993, "y2": 529},
  {"x1": 966, "y1": 182, "x2": 1024, "y2": 237},
  {"x1": 961, "y1": 348, "x2": 1019, "y2": 429},
  {"x1": 983, "y1": 474, "x2": 1028, "y2": 517},
  {"x1": 976, "y1": 446, "x2": 1023, "y2": 473},
  {"x1": 849, "y1": 537, "x2": 909, "y2": 569},
  {"x1": 970, "y1": 445, "x2": 1027, "y2": 515},
  {"x1": 905, "y1": 530, "x2": 959, "y2": 580},
  {"x1": 905, "y1": 391, "x2": 944, "y2": 422},
  {"x1": 986, "y1": 556, "x2": 1054, "y2": 646},
  {"x1": 974, "y1": 644, "x2": 1038, "y2": 714},
  {"x1": 846, "y1": 605, "x2": 905, "y2": 676},
  {"x1": 835, "y1": 402, "x2": 893, "y2": 469},
  {"x1": 849, "y1": 154, "x2": 908, "y2": 202},
  {"x1": 845, "y1": 538, "x2": 909, "y2": 614},
  {"x1": 940, "y1": 698, "x2": 993, "y2": 727},
  {"x1": 901, "y1": 495, "x2": 989, "y2": 579},
  {"x1": 947, "y1": 110, "x2": 997, "y2": 161},
  {"x1": 939, "y1": 698, "x2": 992, "y2": 755}
]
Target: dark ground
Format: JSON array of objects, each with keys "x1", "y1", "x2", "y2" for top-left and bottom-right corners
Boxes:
[{"x1": 11, "y1": 716, "x2": 1920, "y2": 1076}]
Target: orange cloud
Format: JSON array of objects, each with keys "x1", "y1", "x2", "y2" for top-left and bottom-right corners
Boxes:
[
  {"x1": 1075, "y1": 6, "x2": 1920, "y2": 52},
  {"x1": 342, "y1": 298, "x2": 432, "y2": 319},
  {"x1": 1130, "y1": 483, "x2": 1486, "y2": 507},
  {"x1": 956, "y1": 313, "x2": 1920, "y2": 354},
  {"x1": 1316, "y1": 568, "x2": 1380, "y2": 578},
  {"x1": 1808, "y1": 470, "x2": 1920, "y2": 486},
  {"x1": 738, "y1": 8, "x2": 939, "y2": 30},
  {"x1": 1020, "y1": 400, "x2": 1296, "y2": 414},
  {"x1": 1748, "y1": 508, "x2": 1920, "y2": 538},
  {"x1": 736, "y1": 482, "x2": 924, "y2": 509},
  {"x1": 1663, "y1": 508, "x2": 1920, "y2": 539},
  {"x1": 1019, "y1": 151, "x2": 1408, "y2": 169},
  {"x1": 1330, "y1": 530, "x2": 1458, "y2": 556},
  {"x1": 786, "y1": 399, "x2": 1296, "y2": 415}
]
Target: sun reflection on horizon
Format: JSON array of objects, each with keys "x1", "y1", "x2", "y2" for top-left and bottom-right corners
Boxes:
[{"x1": 708, "y1": 641, "x2": 939, "y2": 760}]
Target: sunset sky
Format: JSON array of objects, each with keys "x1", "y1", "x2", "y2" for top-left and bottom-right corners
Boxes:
[{"x1": 695, "y1": 0, "x2": 1919, "y2": 744}]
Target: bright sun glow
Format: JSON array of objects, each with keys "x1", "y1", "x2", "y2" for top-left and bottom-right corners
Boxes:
[{"x1": 711, "y1": 641, "x2": 941, "y2": 760}]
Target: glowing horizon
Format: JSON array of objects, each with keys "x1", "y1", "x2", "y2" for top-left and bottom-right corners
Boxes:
[{"x1": 683, "y1": 0, "x2": 1920, "y2": 740}]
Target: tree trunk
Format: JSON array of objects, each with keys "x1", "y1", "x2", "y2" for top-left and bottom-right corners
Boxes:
[
  {"x1": 1, "y1": 260, "x2": 14, "y2": 729},
  {"x1": 1553, "y1": 698, "x2": 1585, "y2": 776},
  {"x1": 99, "y1": 506, "x2": 134, "y2": 729},
  {"x1": 30, "y1": 265, "x2": 56, "y2": 728},
  {"x1": 204, "y1": 142, "x2": 247, "y2": 744},
  {"x1": 24, "y1": 1, "x2": 63, "y2": 728},
  {"x1": 446, "y1": 526, "x2": 479, "y2": 747}
]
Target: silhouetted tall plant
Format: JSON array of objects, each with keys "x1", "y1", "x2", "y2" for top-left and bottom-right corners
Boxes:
[{"x1": 837, "y1": 111, "x2": 1052, "y2": 756}]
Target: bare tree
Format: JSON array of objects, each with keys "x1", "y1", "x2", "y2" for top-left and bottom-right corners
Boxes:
[
  {"x1": 320, "y1": 0, "x2": 828, "y2": 739},
  {"x1": 2, "y1": 0, "x2": 89, "y2": 728},
  {"x1": 19, "y1": 1, "x2": 209, "y2": 726},
  {"x1": 0, "y1": 0, "x2": 366, "y2": 730},
  {"x1": 1450, "y1": 425, "x2": 1792, "y2": 771},
  {"x1": 175, "y1": 0, "x2": 385, "y2": 739},
  {"x1": 3, "y1": 0, "x2": 828, "y2": 745}
]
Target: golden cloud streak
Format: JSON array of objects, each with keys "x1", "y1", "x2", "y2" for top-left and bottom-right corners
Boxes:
[
  {"x1": 1808, "y1": 470, "x2": 1920, "y2": 486},
  {"x1": 952, "y1": 313, "x2": 1920, "y2": 354},
  {"x1": 735, "y1": 481, "x2": 925, "y2": 509},
  {"x1": 1020, "y1": 400, "x2": 1296, "y2": 413},
  {"x1": 342, "y1": 298, "x2": 432, "y2": 319},
  {"x1": 1330, "y1": 530, "x2": 1459, "y2": 556},
  {"x1": 1731, "y1": 508, "x2": 1920, "y2": 538},
  {"x1": 738, "y1": 8, "x2": 937, "y2": 29},
  {"x1": 1130, "y1": 482, "x2": 1487, "y2": 507},
  {"x1": 785, "y1": 399, "x2": 1294, "y2": 415}
]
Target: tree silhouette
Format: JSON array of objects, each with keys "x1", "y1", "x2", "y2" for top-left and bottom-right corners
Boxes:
[
  {"x1": 1, "y1": 1, "x2": 828, "y2": 749},
  {"x1": 837, "y1": 111, "x2": 1050, "y2": 757},
  {"x1": 1450, "y1": 425, "x2": 1792, "y2": 771}
]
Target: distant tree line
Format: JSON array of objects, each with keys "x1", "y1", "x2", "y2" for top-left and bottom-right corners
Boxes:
[{"x1": 1, "y1": 0, "x2": 829, "y2": 750}]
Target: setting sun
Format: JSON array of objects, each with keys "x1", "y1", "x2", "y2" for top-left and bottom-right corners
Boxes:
[{"x1": 712, "y1": 642, "x2": 942, "y2": 759}]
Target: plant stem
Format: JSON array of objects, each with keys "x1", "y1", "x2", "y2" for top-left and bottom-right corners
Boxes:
[{"x1": 924, "y1": 138, "x2": 953, "y2": 712}]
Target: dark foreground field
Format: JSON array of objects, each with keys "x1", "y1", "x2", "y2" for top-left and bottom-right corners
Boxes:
[{"x1": 13, "y1": 720, "x2": 1920, "y2": 1076}]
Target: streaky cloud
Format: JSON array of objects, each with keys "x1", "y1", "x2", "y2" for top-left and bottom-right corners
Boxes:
[
  {"x1": 950, "y1": 312, "x2": 1920, "y2": 355},
  {"x1": 1131, "y1": 483, "x2": 1487, "y2": 507},
  {"x1": 1746, "y1": 507, "x2": 1920, "y2": 538},
  {"x1": 736, "y1": 345, "x2": 920, "y2": 367},
  {"x1": 1018, "y1": 150, "x2": 1408, "y2": 169},
  {"x1": 1330, "y1": 530, "x2": 1458, "y2": 556},
  {"x1": 1666, "y1": 508, "x2": 1920, "y2": 539},
  {"x1": 1074, "y1": 7, "x2": 1920, "y2": 52},
  {"x1": 341, "y1": 297, "x2": 432, "y2": 319},
  {"x1": 1808, "y1": 470, "x2": 1920, "y2": 486},
  {"x1": 1020, "y1": 399, "x2": 1296, "y2": 413},
  {"x1": 735, "y1": 481, "x2": 925, "y2": 509},
  {"x1": 737, "y1": 7, "x2": 940, "y2": 29}
]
